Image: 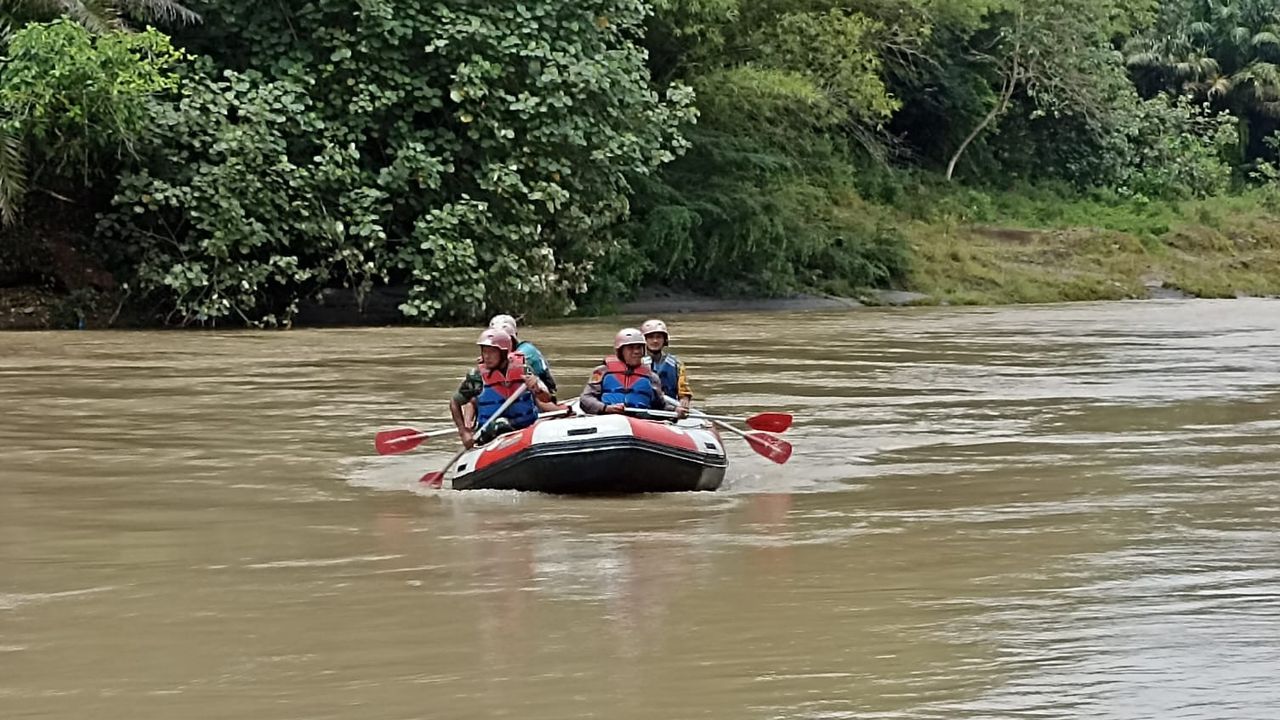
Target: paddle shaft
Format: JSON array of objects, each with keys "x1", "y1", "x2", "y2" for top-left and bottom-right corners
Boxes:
[
  {"x1": 428, "y1": 385, "x2": 530, "y2": 488},
  {"x1": 707, "y1": 415, "x2": 754, "y2": 441},
  {"x1": 628, "y1": 407, "x2": 738, "y2": 422},
  {"x1": 662, "y1": 392, "x2": 771, "y2": 446},
  {"x1": 714, "y1": 413, "x2": 868, "y2": 465},
  {"x1": 619, "y1": 404, "x2": 788, "y2": 425},
  {"x1": 389, "y1": 408, "x2": 569, "y2": 449}
]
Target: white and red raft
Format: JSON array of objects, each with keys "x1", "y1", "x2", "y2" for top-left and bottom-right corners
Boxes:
[{"x1": 441, "y1": 414, "x2": 728, "y2": 493}]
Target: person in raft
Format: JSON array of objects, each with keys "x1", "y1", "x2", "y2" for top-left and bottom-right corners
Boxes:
[
  {"x1": 488, "y1": 313, "x2": 558, "y2": 401},
  {"x1": 579, "y1": 328, "x2": 682, "y2": 417},
  {"x1": 640, "y1": 318, "x2": 693, "y2": 416},
  {"x1": 450, "y1": 328, "x2": 553, "y2": 449}
]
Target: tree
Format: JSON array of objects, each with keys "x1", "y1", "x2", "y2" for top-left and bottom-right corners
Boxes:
[
  {"x1": 944, "y1": 0, "x2": 1126, "y2": 180},
  {"x1": 1125, "y1": 0, "x2": 1280, "y2": 162},
  {"x1": 107, "y1": 0, "x2": 692, "y2": 325},
  {"x1": 0, "y1": 0, "x2": 197, "y2": 225},
  {"x1": 0, "y1": 0, "x2": 196, "y2": 35},
  {"x1": 0, "y1": 19, "x2": 181, "y2": 225}
]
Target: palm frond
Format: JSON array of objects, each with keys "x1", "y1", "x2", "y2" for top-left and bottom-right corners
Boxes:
[
  {"x1": 54, "y1": 0, "x2": 121, "y2": 34},
  {"x1": 1252, "y1": 31, "x2": 1280, "y2": 47},
  {"x1": 1126, "y1": 51, "x2": 1163, "y2": 70},
  {"x1": 1239, "y1": 60, "x2": 1280, "y2": 83},
  {"x1": 118, "y1": 0, "x2": 199, "y2": 26},
  {"x1": 1209, "y1": 74, "x2": 1233, "y2": 98},
  {"x1": 1, "y1": 0, "x2": 198, "y2": 33}
]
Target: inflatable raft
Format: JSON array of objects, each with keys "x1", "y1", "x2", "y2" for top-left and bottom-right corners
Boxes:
[{"x1": 441, "y1": 414, "x2": 728, "y2": 493}]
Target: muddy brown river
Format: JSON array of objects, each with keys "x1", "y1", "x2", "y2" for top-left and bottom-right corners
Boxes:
[{"x1": 3, "y1": 299, "x2": 1279, "y2": 719}]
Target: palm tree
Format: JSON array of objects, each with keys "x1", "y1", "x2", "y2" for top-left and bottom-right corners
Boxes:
[
  {"x1": 3, "y1": 0, "x2": 198, "y2": 35},
  {"x1": 0, "y1": 0, "x2": 197, "y2": 225},
  {"x1": 1125, "y1": 0, "x2": 1280, "y2": 162}
]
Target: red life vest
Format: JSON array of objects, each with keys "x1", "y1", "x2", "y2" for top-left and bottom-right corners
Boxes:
[
  {"x1": 476, "y1": 353, "x2": 538, "y2": 428},
  {"x1": 601, "y1": 356, "x2": 658, "y2": 409},
  {"x1": 478, "y1": 352, "x2": 526, "y2": 394}
]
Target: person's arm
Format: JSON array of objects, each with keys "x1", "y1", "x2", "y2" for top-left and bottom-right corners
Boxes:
[
  {"x1": 676, "y1": 360, "x2": 693, "y2": 401},
  {"x1": 449, "y1": 397, "x2": 474, "y2": 449},
  {"x1": 450, "y1": 370, "x2": 482, "y2": 448},
  {"x1": 578, "y1": 366, "x2": 610, "y2": 414},
  {"x1": 675, "y1": 360, "x2": 693, "y2": 418},
  {"x1": 523, "y1": 370, "x2": 552, "y2": 404},
  {"x1": 541, "y1": 366, "x2": 558, "y2": 398},
  {"x1": 522, "y1": 344, "x2": 558, "y2": 399}
]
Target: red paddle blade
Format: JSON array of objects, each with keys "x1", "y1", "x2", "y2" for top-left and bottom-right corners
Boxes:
[
  {"x1": 418, "y1": 471, "x2": 444, "y2": 488},
  {"x1": 745, "y1": 412, "x2": 793, "y2": 433},
  {"x1": 375, "y1": 427, "x2": 426, "y2": 455},
  {"x1": 745, "y1": 432, "x2": 792, "y2": 464}
]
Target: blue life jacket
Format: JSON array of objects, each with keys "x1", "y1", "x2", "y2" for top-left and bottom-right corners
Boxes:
[
  {"x1": 646, "y1": 351, "x2": 681, "y2": 400},
  {"x1": 475, "y1": 353, "x2": 539, "y2": 430},
  {"x1": 601, "y1": 357, "x2": 658, "y2": 409}
]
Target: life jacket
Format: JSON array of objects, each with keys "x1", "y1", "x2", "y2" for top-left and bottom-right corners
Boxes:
[
  {"x1": 645, "y1": 351, "x2": 681, "y2": 400},
  {"x1": 600, "y1": 356, "x2": 657, "y2": 409},
  {"x1": 475, "y1": 353, "x2": 539, "y2": 430}
]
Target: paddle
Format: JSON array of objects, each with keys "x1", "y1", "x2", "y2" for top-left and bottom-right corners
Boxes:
[
  {"x1": 623, "y1": 407, "x2": 792, "y2": 433},
  {"x1": 655, "y1": 394, "x2": 792, "y2": 464},
  {"x1": 374, "y1": 426, "x2": 455, "y2": 456},
  {"x1": 714, "y1": 420, "x2": 793, "y2": 465},
  {"x1": 419, "y1": 385, "x2": 530, "y2": 489},
  {"x1": 375, "y1": 407, "x2": 571, "y2": 457}
]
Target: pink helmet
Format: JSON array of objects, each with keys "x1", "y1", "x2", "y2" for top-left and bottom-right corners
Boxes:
[
  {"x1": 477, "y1": 328, "x2": 513, "y2": 352},
  {"x1": 613, "y1": 327, "x2": 646, "y2": 350},
  {"x1": 488, "y1": 314, "x2": 518, "y2": 338},
  {"x1": 640, "y1": 318, "x2": 669, "y2": 343}
]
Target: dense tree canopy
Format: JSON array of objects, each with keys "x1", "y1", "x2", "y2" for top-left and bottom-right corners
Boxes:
[{"x1": 0, "y1": 0, "x2": 1273, "y2": 325}]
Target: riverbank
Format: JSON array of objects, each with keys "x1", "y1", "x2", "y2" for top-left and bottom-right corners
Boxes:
[
  {"x1": 897, "y1": 187, "x2": 1280, "y2": 305},
  {"x1": 4, "y1": 188, "x2": 1279, "y2": 329}
]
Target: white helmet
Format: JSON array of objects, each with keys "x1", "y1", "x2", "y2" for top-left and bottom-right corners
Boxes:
[
  {"x1": 640, "y1": 318, "x2": 669, "y2": 346},
  {"x1": 488, "y1": 314, "x2": 518, "y2": 338}
]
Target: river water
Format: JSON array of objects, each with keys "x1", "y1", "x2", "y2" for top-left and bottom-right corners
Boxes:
[{"x1": 3, "y1": 299, "x2": 1279, "y2": 719}]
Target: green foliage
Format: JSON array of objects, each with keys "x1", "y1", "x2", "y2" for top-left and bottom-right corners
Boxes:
[
  {"x1": 625, "y1": 125, "x2": 909, "y2": 295},
  {"x1": 102, "y1": 69, "x2": 384, "y2": 326},
  {"x1": 753, "y1": 8, "x2": 900, "y2": 126},
  {"x1": 8, "y1": 0, "x2": 1280, "y2": 323},
  {"x1": 624, "y1": 0, "x2": 912, "y2": 298},
  {"x1": 1126, "y1": 0, "x2": 1280, "y2": 162},
  {"x1": 0, "y1": 19, "x2": 181, "y2": 224},
  {"x1": 107, "y1": 0, "x2": 692, "y2": 325},
  {"x1": 979, "y1": 82, "x2": 1237, "y2": 199},
  {"x1": 1102, "y1": 95, "x2": 1239, "y2": 199}
]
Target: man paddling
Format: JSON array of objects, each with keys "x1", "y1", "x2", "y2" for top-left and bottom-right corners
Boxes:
[
  {"x1": 579, "y1": 328, "x2": 680, "y2": 416},
  {"x1": 488, "y1": 313, "x2": 558, "y2": 401},
  {"x1": 450, "y1": 328, "x2": 552, "y2": 449},
  {"x1": 640, "y1": 318, "x2": 693, "y2": 417}
]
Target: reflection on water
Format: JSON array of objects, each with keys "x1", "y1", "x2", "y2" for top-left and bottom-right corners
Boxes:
[{"x1": 2, "y1": 299, "x2": 1279, "y2": 719}]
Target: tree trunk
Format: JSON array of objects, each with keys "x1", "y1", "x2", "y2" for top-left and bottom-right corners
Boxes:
[{"x1": 946, "y1": 62, "x2": 1019, "y2": 181}]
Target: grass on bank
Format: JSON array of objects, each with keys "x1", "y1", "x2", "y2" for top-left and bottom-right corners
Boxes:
[{"x1": 888, "y1": 185, "x2": 1280, "y2": 305}]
